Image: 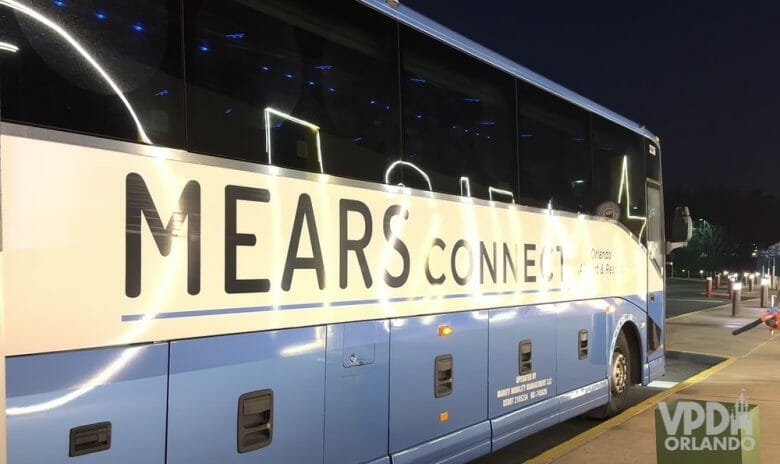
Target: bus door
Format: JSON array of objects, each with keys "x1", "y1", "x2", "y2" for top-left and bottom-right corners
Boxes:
[{"x1": 645, "y1": 180, "x2": 665, "y2": 366}]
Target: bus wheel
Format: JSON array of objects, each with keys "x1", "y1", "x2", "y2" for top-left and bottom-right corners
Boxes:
[{"x1": 591, "y1": 331, "x2": 632, "y2": 418}]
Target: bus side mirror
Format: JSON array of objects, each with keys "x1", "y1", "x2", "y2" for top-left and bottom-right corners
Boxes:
[{"x1": 666, "y1": 206, "x2": 692, "y2": 254}]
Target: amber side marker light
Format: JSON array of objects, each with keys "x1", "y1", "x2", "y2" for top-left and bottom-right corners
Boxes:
[{"x1": 438, "y1": 325, "x2": 453, "y2": 336}]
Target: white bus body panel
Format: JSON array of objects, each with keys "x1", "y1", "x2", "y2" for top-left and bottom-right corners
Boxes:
[{"x1": 1, "y1": 132, "x2": 648, "y2": 356}]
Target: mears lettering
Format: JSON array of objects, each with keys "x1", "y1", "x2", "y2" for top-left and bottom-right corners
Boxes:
[
  {"x1": 125, "y1": 173, "x2": 565, "y2": 298},
  {"x1": 125, "y1": 173, "x2": 201, "y2": 297}
]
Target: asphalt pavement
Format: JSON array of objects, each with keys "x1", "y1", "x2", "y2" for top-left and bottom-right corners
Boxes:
[{"x1": 666, "y1": 277, "x2": 756, "y2": 318}]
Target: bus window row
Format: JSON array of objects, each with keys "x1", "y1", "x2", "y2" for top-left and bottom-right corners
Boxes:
[{"x1": 0, "y1": 0, "x2": 658, "y2": 237}]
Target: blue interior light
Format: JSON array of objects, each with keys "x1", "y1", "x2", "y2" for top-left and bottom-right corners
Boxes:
[
  {"x1": 520, "y1": 133, "x2": 534, "y2": 139},
  {"x1": 328, "y1": 87, "x2": 336, "y2": 93},
  {"x1": 410, "y1": 77, "x2": 426, "y2": 84},
  {"x1": 260, "y1": 65, "x2": 271, "y2": 72},
  {"x1": 53, "y1": 0, "x2": 65, "y2": 7},
  {"x1": 224, "y1": 107, "x2": 233, "y2": 114},
  {"x1": 352, "y1": 136, "x2": 363, "y2": 143},
  {"x1": 199, "y1": 44, "x2": 209, "y2": 53},
  {"x1": 314, "y1": 65, "x2": 334, "y2": 71},
  {"x1": 95, "y1": 12, "x2": 107, "y2": 20},
  {"x1": 284, "y1": 73, "x2": 294, "y2": 79},
  {"x1": 225, "y1": 33, "x2": 245, "y2": 40},
  {"x1": 132, "y1": 23, "x2": 144, "y2": 32},
  {"x1": 307, "y1": 80, "x2": 316, "y2": 86},
  {"x1": 464, "y1": 97, "x2": 481, "y2": 103},
  {"x1": 479, "y1": 121, "x2": 496, "y2": 126},
  {"x1": 154, "y1": 89, "x2": 169, "y2": 96}
]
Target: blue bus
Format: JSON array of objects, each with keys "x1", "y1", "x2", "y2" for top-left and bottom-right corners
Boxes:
[{"x1": 0, "y1": 0, "x2": 691, "y2": 462}]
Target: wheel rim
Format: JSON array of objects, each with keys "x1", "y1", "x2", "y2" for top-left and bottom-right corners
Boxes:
[{"x1": 611, "y1": 352, "x2": 628, "y2": 395}]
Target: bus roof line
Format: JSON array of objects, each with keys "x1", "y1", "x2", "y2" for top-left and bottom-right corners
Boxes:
[{"x1": 358, "y1": 0, "x2": 659, "y2": 145}]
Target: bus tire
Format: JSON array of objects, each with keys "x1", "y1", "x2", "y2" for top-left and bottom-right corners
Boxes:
[{"x1": 592, "y1": 331, "x2": 632, "y2": 418}]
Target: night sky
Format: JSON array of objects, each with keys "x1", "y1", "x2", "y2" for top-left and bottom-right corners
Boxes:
[{"x1": 403, "y1": 0, "x2": 780, "y2": 194}]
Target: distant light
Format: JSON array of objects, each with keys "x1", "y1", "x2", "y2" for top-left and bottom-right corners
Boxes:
[
  {"x1": 95, "y1": 11, "x2": 107, "y2": 20},
  {"x1": 328, "y1": 87, "x2": 336, "y2": 93},
  {"x1": 199, "y1": 44, "x2": 209, "y2": 53},
  {"x1": 260, "y1": 65, "x2": 271, "y2": 72},
  {"x1": 284, "y1": 72, "x2": 294, "y2": 79},
  {"x1": 464, "y1": 129, "x2": 469, "y2": 133},
  {"x1": 314, "y1": 65, "x2": 334, "y2": 71},
  {"x1": 224, "y1": 107, "x2": 233, "y2": 114},
  {"x1": 369, "y1": 99, "x2": 376, "y2": 105},
  {"x1": 352, "y1": 136, "x2": 362, "y2": 143},
  {"x1": 385, "y1": 105, "x2": 390, "y2": 111},
  {"x1": 475, "y1": 132, "x2": 480, "y2": 136},
  {"x1": 486, "y1": 135, "x2": 492, "y2": 139},
  {"x1": 519, "y1": 133, "x2": 533, "y2": 139},
  {"x1": 410, "y1": 77, "x2": 426, "y2": 84},
  {"x1": 154, "y1": 89, "x2": 169, "y2": 96},
  {"x1": 132, "y1": 23, "x2": 144, "y2": 32},
  {"x1": 463, "y1": 97, "x2": 480, "y2": 103},
  {"x1": 451, "y1": 125, "x2": 457, "y2": 129},
  {"x1": 573, "y1": 137, "x2": 585, "y2": 142},
  {"x1": 415, "y1": 113, "x2": 423, "y2": 120},
  {"x1": 572, "y1": 179, "x2": 585, "y2": 184},
  {"x1": 53, "y1": 0, "x2": 65, "y2": 7},
  {"x1": 479, "y1": 121, "x2": 496, "y2": 126},
  {"x1": 307, "y1": 80, "x2": 316, "y2": 86},
  {"x1": 225, "y1": 33, "x2": 245, "y2": 40}
]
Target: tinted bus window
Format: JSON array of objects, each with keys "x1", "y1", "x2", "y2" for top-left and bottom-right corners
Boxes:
[
  {"x1": 399, "y1": 26, "x2": 516, "y2": 200},
  {"x1": 184, "y1": 0, "x2": 400, "y2": 182},
  {"x1": 592, "y1": 116, "x2": 646, "y2": 238},
  {"x1": 0, "y1": 0, "x2": 184, "y2": 148},
  {"x1": 516, "y1": 81, "x2": 593, "y2": 213}
]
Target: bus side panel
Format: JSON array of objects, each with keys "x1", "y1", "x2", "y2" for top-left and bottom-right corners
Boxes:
[
  {"x1": 556, "y1": 301, "x2": 608, "y2": 416},
  {"x1": 6, "y1": 344, "x2": 168, "y2": 464},
  {"x1": 647, "y1": 288, "x2": 665, "y2": 383},
  {"x1": 388, "y1": 311, "x2": 489, "y2": 461},
  {"x1": 488, "y1": 305, "x2": 558, "y2": 449},
  {"x1": 324, "y1": 321, "x2": 390, "y2": 464},
  {"x1": 609, "y1": 298, "x2": 649, "y2": 384},
  {"x1": 167, "y1": 327, "x2": 325, "y2": 464}
]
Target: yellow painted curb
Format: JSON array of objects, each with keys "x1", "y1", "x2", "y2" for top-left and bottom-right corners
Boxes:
[{"x1": 524, "y1": 355, "x2": 736, "y2": 464}]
